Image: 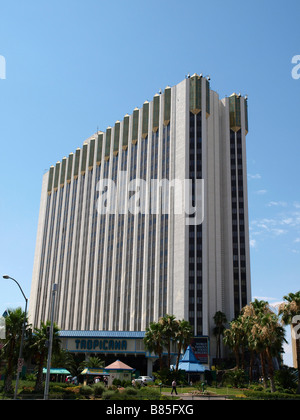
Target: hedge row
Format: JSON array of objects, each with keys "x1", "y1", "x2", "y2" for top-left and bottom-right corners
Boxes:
[
  {"x1": 243, "y1": 390, "x2": 300, "y2": 400},
  {"x1": 18, "y1": 384, "x2": 169, "y2": 400}
]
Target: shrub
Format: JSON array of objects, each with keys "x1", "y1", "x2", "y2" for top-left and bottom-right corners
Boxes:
[
  {"x1": 154, "y1": 368, "x2": 187, "y2": 386},
  {"x1": 123, "y1": 380, "x2": 132, "y2": 388},
  {"x1": 274, "y1": 367, "x2": 298, "y2": 391},
  {"x1": 93, "y1": 383, "x2": 106, "y2": 397},
  {"x1": 223, "y1": 369, "x2": 246, "y2": 388},
  {"x1": 80, "y1": 385, "x2": 93, "y2": 397},
  {"x1": 111, "y1": 379, "x2": 133, "y2": 387},
  {"x1": 99, "y1": 386, "x2": 172, "y2": 401},
  {"x1": 138, "y1": 387, "x2": 161, "y2": 400},
  {"x1": 25, "y1": 373, "x2": 37, "y2": 382},
  {"x1": 110, "y1": 392, "x2": 138, "y2": 400},
  {"x1": 20, "y1": 386, "x2": 35, "y2": 394},
  {"x1": 125, "y1": 387, "x2": 138, "y2": 396},
  {"x1": 49, "y1": 382, "x2": 76, "y2": 389},
  {"x1": 60, "y1": 386, "x2": 81, "y2": 400},
  {"x1": 50, "y1": 385, "x2": 65, "y2": 394},
  {"x1": 244, "y1": 390, "x2": 300, "y2": 400},
  {"x1": 102, "y1": 390, "x2": 119, "y2": 400},
  {"x1": 113, "y1": 378, "x2": 122, "y2": 387}
]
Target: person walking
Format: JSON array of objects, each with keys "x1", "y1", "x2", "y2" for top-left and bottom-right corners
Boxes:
[{"x1": 171, "y1": 379, "x2": 178, "y2": 395}]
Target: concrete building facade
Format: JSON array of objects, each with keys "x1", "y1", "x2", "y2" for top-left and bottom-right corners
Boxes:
[{"x1": 29, "y1": 74, "x2": 251, "y2": 367}]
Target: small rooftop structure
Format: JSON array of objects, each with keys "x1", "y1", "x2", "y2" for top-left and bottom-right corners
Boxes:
[
  {"x1": 105, "y1": 360, "x2": 135, "y2": 371},
  {"x1": 104, "y1": 360, "x2": 135, "y2": 386},
  {"x1": 178, "y1": 346, "x2": 206, "y2": 373}
]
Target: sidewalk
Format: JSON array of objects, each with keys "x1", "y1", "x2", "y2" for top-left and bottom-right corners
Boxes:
[{"x1": 162, "y1": 392, "x2": 229, "y2": 400}]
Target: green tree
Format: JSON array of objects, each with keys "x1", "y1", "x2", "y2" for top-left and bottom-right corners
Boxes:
[
  {"x1": 223, "y1": 317, "x2": 246, "y2": 369},
  {"x1": 258, "y1": 311, "x2": 286, "y2": 392},
  {"x1": 213, "y1": 311, "x2": 227, "y2": 364},
  {"x1": 242, "y1": 299, "x2": 286, "y2": 392},
  {"x1": 159, "y1": 314, "x2": 178, "y2": 368},
  {"x1": 144, "y1": 321, "x2": 164, "y2": 370},
  {"x1": 79, "y1": 356, "x2": 105, "y2": 371},
  {"x1": 223, "y1": 369, "x2": 246, "y2": 388},
  {"x1": 30, "y1": 321, "x2": 61, "y2": 392},
  {"x1": 279, "y1": 291, "x2": 300, "y2": 394},
  {"x1": 1, "y1": 308, "x2": 28, "y2": 394},
  {"x1": 242, "y1": 299, "x2": 270, "y2": 386},
  {"x1": 51, "y1": 349, "x2": 77, "y2": 376},
  {"x1": 175, "y1": 319, "x2": 193, "y2": 372},
  {"x1": 144, "y1": 316, "x2": 193, "y2": 372},
  {"x1": 239, "y1": 309, "x2": 257, "y2": 383}
]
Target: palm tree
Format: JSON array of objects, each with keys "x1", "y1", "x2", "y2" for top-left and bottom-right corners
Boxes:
[
  {"x1": 240, "y1": 308, "x2": 258, "y2": 383},
  {"x1": 243, "y1": 299, "x2": 270, "y2": 386},
  {"x1": 79, "y1": 356, "x2": 105, "y2": 371},
  {"x1": 175, "y1": 319, "x2": 193, "y2": 372},
  {"x1": 279, "y1": 291, "x2": 300, "y2": 394},
  {"x1": 30, "y1": 321, "x2": 61, "y2": 392},
  {"x1": 1, "y1": 308, "x2": 28, "y2": 394},
  {"x1": 223, "y1": 318, "x2": 244, "y2": 369},
  {"x1": 159, "y1": 314, "x2": 178, "y2": 368},
  {"x1": 213, "y1": 311, "x2": 227, "y2": 364},
  {"x1": 144, "y1": 321, "x2": 164, "y2": 370},
  {"x1": 242, "y1": 299, "x2": 269, "y2": 386},
  {"x1": 51, "y1": 349, "x2": 77, "y2": 376},
  {"x1": 243, "y1": 299, "x2": 286, "y2": 392},
  {"x1": 259, "y1": 311, "x2": 286, "y2": 392}
]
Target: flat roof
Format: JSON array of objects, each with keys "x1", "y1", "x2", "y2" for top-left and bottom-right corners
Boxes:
[
  {"x1": 42, "y1": 368, "x2": 70, "y2": 375},
  {"x1": 59, "y1": 330, "x2": 146, "y2": 339}
]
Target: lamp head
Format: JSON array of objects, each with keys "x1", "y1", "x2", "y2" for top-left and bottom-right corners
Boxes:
[{"x1": 3, "y1": 275, "x2": 10, "y2": 279}]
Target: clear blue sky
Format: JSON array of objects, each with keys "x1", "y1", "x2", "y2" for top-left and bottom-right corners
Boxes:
[{"x1": 0, "y1": 1, "x2": 299, "y2": 364}]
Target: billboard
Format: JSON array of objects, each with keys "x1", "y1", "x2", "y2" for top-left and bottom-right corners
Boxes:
[{"x1": 190, "y1": 336, "x2": 209, "y2": 364}]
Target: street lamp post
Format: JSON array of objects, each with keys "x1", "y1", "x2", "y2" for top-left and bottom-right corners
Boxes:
[{"x1": 2, "y1": 275, "x2": 28, "y2": 400}]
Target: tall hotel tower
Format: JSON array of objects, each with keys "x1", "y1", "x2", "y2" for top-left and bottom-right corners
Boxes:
[{"x1": 29, "y1": 74, "x2": 251, "y2": 359}]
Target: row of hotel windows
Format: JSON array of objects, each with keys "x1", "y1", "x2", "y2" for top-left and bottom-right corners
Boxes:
[
  {"x1": 36, "y1": 124, "x2": 171, "y2": 330},
  {"x1": 230, "y1": 129, "x2": 247, "y2": 317},
  {"x1": 189, "y1": 111, "x2": 203, "y2": 337}
]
